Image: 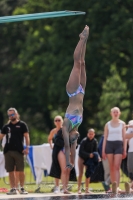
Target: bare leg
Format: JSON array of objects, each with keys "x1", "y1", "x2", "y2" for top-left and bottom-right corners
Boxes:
[
  {"x1": 107, "y1": 154, "x2": 122, "y2": 188},
  {"x1": 14, "y1": 171, "x2": 19, "y2": 189},
  {"x1": 66, "y1": 25, "x2": 89, "y2": 93},
  {"x1": 58, "y1": 151, "x2": 68, "y2": 191},
  {"x1": 114, "y1": 154, "x2": 122, "y2": 187},
  {"x1": 85, "y1": 177, "x2": 90, "y2": 192},
  {"x1": 80, "y1": 38, "x2": 88, "y2": 90},
  {"x1": 107, "y1": 154, "x2": 115, "y2": 183},
  {"x1": 19, "y1": 171, "x2": 25, "y2": 187},
  {"x1": 55, "y1": 178, "x2": 60, "y2": 187},
  {"x1": 77, "y1": 157, "x2": 84, "y2": 193},
  {"x1": 65, "y1": 168, "x2": 70, "y2": 192},
  {"x1": 8, "y1": 171, "x2": 16, "y2": 188}
]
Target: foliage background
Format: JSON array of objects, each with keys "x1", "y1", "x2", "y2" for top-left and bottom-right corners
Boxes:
[{"x1": 0, "y1": 0, "x2": 132, "y2": 144}]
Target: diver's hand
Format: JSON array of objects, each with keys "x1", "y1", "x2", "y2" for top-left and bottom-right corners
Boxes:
[{"x1": 66, "y1": 163, "x2": 73, "y2": 170}]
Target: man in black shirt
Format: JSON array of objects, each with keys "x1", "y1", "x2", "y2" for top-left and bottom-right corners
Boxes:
[
  {"x1": 77, "y1": 128, "x2": 98, "y2": 194},
  {"x1": 0, "y1": 107, "x2": 30, "y2": 195}
]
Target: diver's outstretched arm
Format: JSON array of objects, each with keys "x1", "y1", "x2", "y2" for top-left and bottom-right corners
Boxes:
[
  {"x1": 62, "y1": 120, "x2": 73, "y2": 169},
  {"x1": 70, "y1": 141, "x2": 77, "y2": 166}
]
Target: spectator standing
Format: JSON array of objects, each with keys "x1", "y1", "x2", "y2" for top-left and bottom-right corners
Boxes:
[
  {"x1": 1, "y1": 135, "x2": 26, "y2": 191},
  {"x1": 48, "y1": 115, "x2": 63, "y2": 194},
  {"x1": 49, "y1": 128, "x2": 77, "y2": 194},
  {"x1": 0, "y1": 107, "x2": 30, "y2": 195},
  {"x1": 102, "y1": 107, "x2": 126, "y2": 194},
  {"x1": 98, "y1": 134, "x2": 111, "y2": 192},
  {"x1": 78, "y1": 128, "x2": 98, "y2": 194},
  {"x1": 124, "y1": 120, "x2": 133, "y2": 193}
]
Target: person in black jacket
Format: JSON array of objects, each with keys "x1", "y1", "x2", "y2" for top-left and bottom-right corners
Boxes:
[{"x1": 77, "y1": 128, "x2": 98, "y2": 194}]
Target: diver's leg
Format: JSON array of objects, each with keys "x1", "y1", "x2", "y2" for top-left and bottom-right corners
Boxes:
[
  {"x1": 80, "y1": 32, "x2": 89, "y2": 90},
  {"x1": 66, "y1": 25, "x2": 89, "y2": 94}
]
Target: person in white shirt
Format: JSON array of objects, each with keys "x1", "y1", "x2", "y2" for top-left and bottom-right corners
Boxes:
[
  {"x1": 125, "y1": 120, "x2": 133, "y2": 193},
  {"x1": 102, "y1": 107, "x2": 126, "y2": 194}
]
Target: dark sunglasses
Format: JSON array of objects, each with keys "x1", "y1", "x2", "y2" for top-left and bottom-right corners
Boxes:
[
  {"x1": 8, "y1": 113, "x2": 15, "y2": 117},
  {"x1": 54, "y1": 119, "x2": 61, "y2": 122}
]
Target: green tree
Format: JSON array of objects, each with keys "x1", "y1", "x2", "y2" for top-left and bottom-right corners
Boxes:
[
  {"x1": 0, "y1": 0, "x2": 28, "y2": 127},
  {"x1": 97, "y1": 65, "x2": 130, "y2": 130},
  {"x1": 0, "y1": 0, "x2": 132, "y2": 143}
]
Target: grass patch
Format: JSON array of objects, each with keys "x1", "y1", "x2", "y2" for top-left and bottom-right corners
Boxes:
[{"x1": 0, "y1": 165, "x2": 130, "y2": 193}]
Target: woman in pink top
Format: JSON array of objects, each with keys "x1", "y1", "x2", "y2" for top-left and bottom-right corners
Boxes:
[{"x1": 102, "y1": 107, "x2": 126, "y2": 194}]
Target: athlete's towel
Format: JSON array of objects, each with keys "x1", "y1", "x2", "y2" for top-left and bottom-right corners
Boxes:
[{"x1": 26, "y1": 144, "x2": 52, "y2": 184}]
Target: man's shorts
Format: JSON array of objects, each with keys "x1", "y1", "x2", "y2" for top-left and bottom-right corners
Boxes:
[{"x1": 4, "y1": 151, "x2": 24, "y2": 172}]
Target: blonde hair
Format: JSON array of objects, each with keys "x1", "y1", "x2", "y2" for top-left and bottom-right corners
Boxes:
[
  {"x1": 128, "y1": 120, "x2": 133, "y2": 125},
  {"x1": 54, "y1": 115, "x2": 63, "y2": 122},
  {"x1": 111, "y1": 107, "x2": 120, "y2": 113},
  {"x1": 7, "y1": 107, "x2": 18, "y2": 114}
]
